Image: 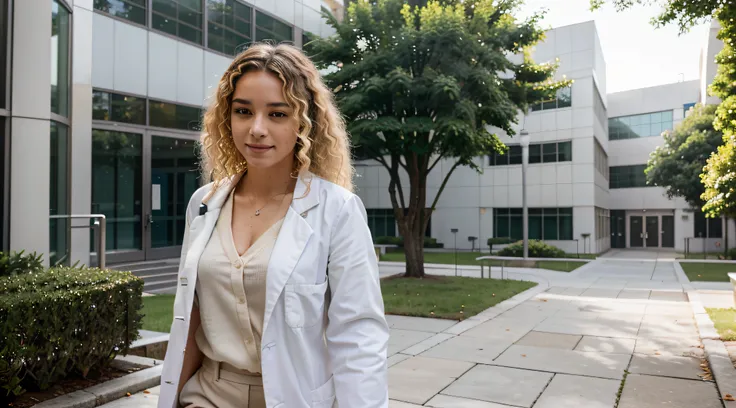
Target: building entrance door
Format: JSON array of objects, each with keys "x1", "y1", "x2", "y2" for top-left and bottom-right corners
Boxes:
[
  {"x1": 627, "y1": 211, "x2": 675, "y2": 249},
  {"x1": 610, "y1": 210, "x2": 626, "y2": 248}
]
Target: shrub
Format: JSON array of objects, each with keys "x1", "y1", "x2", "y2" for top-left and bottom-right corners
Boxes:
[
  {"x1": 0, "y1": 266, "x2": 144, "y2": 399},
  {"x1": 727, "y1": 248, "x2": 736, "y2": 260},
  {"x1": 487, "y1": 237, "x2": 514, "y2": 246},
  {"x1": 373, "y1": 236, "x2": 444, "y2": 248},
  {"x1": 0, "y1": 251, "x2": 44, "y2": 278},
  {"x1": 498, "y1": 240, "x2": 566, "y2": 258}
]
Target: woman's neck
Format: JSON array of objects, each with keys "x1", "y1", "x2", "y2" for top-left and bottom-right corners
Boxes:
[{"x1": 236, "y1": 160, "x2": 296, "y2": 198}]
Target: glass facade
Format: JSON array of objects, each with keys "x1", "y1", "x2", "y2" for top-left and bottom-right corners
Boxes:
[
  {"x1": 609, "y1": 165, "x2": 649, "y2": 189},
  {"x1": 255, "y1": 10, "x2": 293, "y2": 43},
  {"x1": 91, "y1": 130, "x2": 144, "y2": 252},
  {"x1": 94, "y1": 0, "x2": 147, "y2": 25},
  {"x1": 489, "y1": 141, "x2": 572, "y2": 166},
  {"x1": 367, "y1": 209, "x2": 396, "y2": 237},
  {"x1": 530, "y1": 86, "x2": 572, "y2": 112},
  {"x1": 149, "y1": 100, "x2": 203, "y2": 130},
  {"x1": 152, "y1": 0, "x2": 204, "y2": 44},
  {"x1": 207, "y1": 0, "x2": 252, "y2": 55},
  {"x1": 494, "y1": 208, "x2": 573, "y2": 241},
  {"x1": 594, "y1": 138, "x2": 609, "y2": 180},
  {"x1": 93, "y1": 90, "x2": 146, "y2": 125},
  {"x1": 51, "y1": 0, "x2": 70, "y2": 117},
  {"x1": 595, "y1": 207, "x2": 609, "y2": 240},
  {"x1": 608, "y1": 110, "x2": 674, "y2": 140},
  {"x1": 49, "y1": 122, "x2": 69, "y2": 265},
  {"x1": 694, "y1": 211, "x2": 722, "y2": 238}
]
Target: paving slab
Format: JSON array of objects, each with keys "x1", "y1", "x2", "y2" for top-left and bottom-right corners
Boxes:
[
  {"x1": 581, "y1": 288, "x2": 622, "y2": 298},
  {"x1": 634, "y1": 336, "x2": 704, "y2": 358},
  {"x1": 574, "y1": 336, "x2": 636, "y2": 354},
  {"x1": 533, "y1": 314, "x2": 641, "y2": 339},
  {"x1": 402, "y1": 333, "x2": 455, "y2": 356},
  {"x1": 386, "y1": 315, "x2": 458, "y2": 333},
  {"x1": 644, "y1": 303, "x2": 694, "y2": 317},
  {"x1": 389, "y1": 400, "x2": 423, "y2": 408},
  {"x1": 425, "y1": 394, "x2": 513, "y2": 407},
  {"x1": 617, "y1": 289, "x2": 652, "y2": 299},
  {"x1": 421, "y1": 335, "x2": 511, "y2": 364},
  {"x1": 649, "y1": 291, "x2": 689, "y2": 302},
  {"x1": 441, "y1": 365, "x2": 553, "y2": 408},
  {"x1": 629, "y1": 354, "x2": 705, "y2": 380},
  {"x1": 96, "y1": 386, "x2": 159, "y2": 408},
  {"x1": 561, "y1": 287, "x2": 587, "y2": 296},
  {"x1": 388, "y1": 356, "x2": 474, "y2": 405},
  {"x1": 461, "y1": 314, "x2": 545, "y2": 342},
  {"x1": 387, "y1": 353, "x2": 412, "y2": 367},
  {"x1": 514, "y1": 331, "x2": 581, "y2": 350},
  {"x1": 545, "y1": 287, "x2": 568, "y2": 294},
  {"x1": 492, "y1": 345, "x2": 630, "y2": 380},
  {"x1": 389, "y1": 329, "x2": 435, "y2": 356},
  {"x1": 638, "y1": 316, "x2": 699, "y2": 339},
  {"x1": 533, "y1": 374, "x2": 619, "y2": 408},
  {"x1": 618, "y1": 374, "x2": 722, "y2": 408}
]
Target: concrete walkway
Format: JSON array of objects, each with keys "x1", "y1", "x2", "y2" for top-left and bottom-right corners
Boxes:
[{"x1": 103, "y1": 259, "x2": 727, "y2": 408}]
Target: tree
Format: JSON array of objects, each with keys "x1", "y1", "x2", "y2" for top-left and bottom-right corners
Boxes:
[
  {"x1": 589, "y1": 1, "x2": 736, "y2": 220},
  {"x1": 646, "y1": 104, "x2": 721, "y2": 208},
  {"x1": 306, "y1": 0, "x2": 570, "y2": 277}
]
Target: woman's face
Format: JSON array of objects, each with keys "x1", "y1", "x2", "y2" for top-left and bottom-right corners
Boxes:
[{"x1": 230, "y1": 70, "x2": 299, "y2": 172}]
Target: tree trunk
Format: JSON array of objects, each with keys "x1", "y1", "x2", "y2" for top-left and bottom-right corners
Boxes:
[{"x1": 402, "y1": 229, "x2": 425, "y2": 278}]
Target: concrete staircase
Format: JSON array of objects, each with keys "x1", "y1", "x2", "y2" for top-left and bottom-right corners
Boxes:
[{"x1": 109, "y1": 259, "x2": 180, "y2": 294}]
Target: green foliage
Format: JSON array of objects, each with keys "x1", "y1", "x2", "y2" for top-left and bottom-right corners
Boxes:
[
  {"x1": 373, "y1": 236, "x2": 444, "y2": 248},
  {"x1": 645, "y1": 104, "x2": 721, "y2": 208},
  {"x1": 727, "y1": 248, "x2": 736, "y2": 260},
  {"x1": 306, "y1": 0, "x2": 569, "y2": 275},
  {"x1": 498, "y1": 240, "x2": 566, "y2": 258},
  {"x1": 0, "y1": 250, "x2": 44, "y2": 278},
  {"x1": 0, "y1": 266, "x2": 144, "y2": 399}
]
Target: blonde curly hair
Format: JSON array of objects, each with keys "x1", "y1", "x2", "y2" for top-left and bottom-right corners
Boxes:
[{"x1": 200, "y1": 43, "x2": 353, "y2": 192}]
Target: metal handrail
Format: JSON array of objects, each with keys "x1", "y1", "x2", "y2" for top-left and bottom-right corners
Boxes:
[
  {"x1": 475, "y1": 255, "x2": 593, "y2": 279},
  {"x1": 49, "y1": 214, "x2": 106, "y2": 269}
]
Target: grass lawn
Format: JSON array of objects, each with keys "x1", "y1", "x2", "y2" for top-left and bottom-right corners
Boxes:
[
  {"x1": 141, "y1": 275, "x2": 538, "y2": 331},
  {"x1": 141, "y1": 294, "x2": 175, "y2": 332},
  {"x1": 381, "y1": 251, "x2": 590, "y2": 272},
  {"x1": 382, "y1": 275, "x2": 536, "y2": 320},
  {"x1": 679, "y1": 261, "x2": 736, "y2": 282},
  {"x1": 705, "y1": 308, "x2": 736, "y2": 341}
]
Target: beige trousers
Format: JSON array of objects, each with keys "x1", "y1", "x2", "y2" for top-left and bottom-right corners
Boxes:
[{"x1": 179, "y1": 358, "x2": 266, "y2": 408}]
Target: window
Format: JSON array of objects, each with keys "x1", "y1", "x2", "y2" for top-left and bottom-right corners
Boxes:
[
  {"x1": 207, "y1": 0, "x2": 252, "y2": 55},
  {"x1": 684, "y1": 102, "x2": 696, "y2": 117},
  {"x1": 596, "y1": 207, "x2": 610, "y2": 239},
  {"x1": 93, "y1": 90, "x2": 146, "y2": 125},
  {"x1": 594, "y1": 139, "x2": 608, "y2": 180},
  {"x1": 609, "y1": 165, "x2": 649, "y2": 189},
  {"x1": 255, "y1": 10, "x2": 292, "y2": 43},
  {"x1": 50, "y1": 122, "x2": 69, "y2": 266},
  {"x1": 694, "y1": 211, "x2": 722, "y2": 238},
  {"x1": 93, "y1": 0, "x2": 147, "y2": 25},
  {"x1": 494, "y1": 208, "x2": 573, "y2": 241},
  {"x1": 608, "y1": 110, "x2": 674, "y2": 140},
  {"x1": 149, "y1": 100, "x2": 203, "y2": 130},
  {"x1": 152, "y1": 0, "x2": 203, "y2": 45},
  {"x1": 366, "y1": 209, "x2": 396, "y2": 237},
  {"x1": 51, "y1": 0, "x2": 70, "y2": 117},
  {"x1": 489, "y1": 141, "x2": 572, "y2": 166},
  {"x1": 531, "y1": 86, "x2": 572, "y2": 112}
]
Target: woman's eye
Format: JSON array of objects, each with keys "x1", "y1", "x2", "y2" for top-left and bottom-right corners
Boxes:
[
  {"x1": 271, "y1": 112, "x2": 288, "y2": 118},
  {"x1": 234, "y1": 108, "x2": 251, "y2": 115}
]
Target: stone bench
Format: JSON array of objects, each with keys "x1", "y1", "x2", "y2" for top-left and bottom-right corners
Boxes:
[{"x1": 374, "y1": 244, "x2": 398, "y2": 260}]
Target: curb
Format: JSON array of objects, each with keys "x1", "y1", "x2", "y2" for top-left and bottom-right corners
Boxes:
[
  {"x1": 672, "y1": 260, "x2": 695, "y2": 291},
  {"x1": 685, "y1": 290, "x2": 736, "y2": 406},
  {"x1": 33, "y1": 355, "x2": 164, "y2": 408}
]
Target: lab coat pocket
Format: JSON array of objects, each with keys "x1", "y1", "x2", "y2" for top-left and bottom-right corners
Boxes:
[
  {"x1": 310, "y1": 375, "x2": 335, "y2": 408},
  {"x1": 284, "y1": 280, "x2": 329, "y2": 328}
]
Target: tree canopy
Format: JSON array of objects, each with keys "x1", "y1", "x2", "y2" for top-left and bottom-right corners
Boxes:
[{"x1": 305, "y1": 0, "x2": 570, "y2": 277}]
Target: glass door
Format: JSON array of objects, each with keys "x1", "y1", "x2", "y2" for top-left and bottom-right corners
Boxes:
[
  {"x1": 645, "y1": 216, "x2": 659, "y2": 247},
  {"x1": 91, "y1": 126, "x2": 145, "y2": 264},
  {"x1": 662, "y1": 215, "x2": 675, "y2": 248},
  {"x1": 629, "y1": 216, "x2": 643, "y2": 247},
  {"x1": 144, "y1": 132, "x2": 201, "y2": 260}
]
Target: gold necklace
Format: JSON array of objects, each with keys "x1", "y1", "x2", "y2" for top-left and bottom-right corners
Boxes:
[{"x1": 252, "y1": 190, "x2": 290, "y2": 216}]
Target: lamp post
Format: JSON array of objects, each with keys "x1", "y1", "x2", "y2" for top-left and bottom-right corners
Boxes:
[
  {"x1": 520, "y1": 130, "x2": 530, "y2": 259},
  {"x1": 451, "y1": 228, "x2": 459, "y2": 276}
]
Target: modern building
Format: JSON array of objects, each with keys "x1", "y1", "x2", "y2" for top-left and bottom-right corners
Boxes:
[
  {"x1": 354, "y1": 20, "x2": 728, "y2": 254},
  {"x1": 1, "y1": 0, "x2": 339, "y2": 266}
]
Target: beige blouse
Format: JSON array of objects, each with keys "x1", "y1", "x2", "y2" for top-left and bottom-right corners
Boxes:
[{"x1": 194, "y1": 190, "x2": 284, "y2": 374}]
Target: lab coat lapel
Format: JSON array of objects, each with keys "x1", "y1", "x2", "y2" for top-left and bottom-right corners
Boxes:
[{"x1": 263, "y1": 173, "x2": 320, "y2": 333}]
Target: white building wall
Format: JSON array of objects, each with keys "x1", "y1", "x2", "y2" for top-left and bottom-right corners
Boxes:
[{"x1": 700, "y1": 20, "x2": 722, "y2": 105}]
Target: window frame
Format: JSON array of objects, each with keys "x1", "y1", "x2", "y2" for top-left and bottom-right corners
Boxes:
[
  {"x1": 608, "y1": 110, "x2": 674, "y2": 141},
  {"x1": 206, "y1": 0, "x2": 253, "y2": 56},
  {"x1": 494, "y1": 207, "x2": 573, "y2": 241},
  {"x1": 488, "y1": 141, "x2": 573, "y2": 167},
  {"x1": 93, "y1": 0, "x2": 147, "y2": 26},
  {"x1": 609, "y1": 164, "x2": 649, "y2": 189}
]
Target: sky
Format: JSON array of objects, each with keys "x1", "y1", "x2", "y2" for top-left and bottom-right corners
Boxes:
[{"x1": 515, "y1": 0, "x2": 712, "y2": 94}]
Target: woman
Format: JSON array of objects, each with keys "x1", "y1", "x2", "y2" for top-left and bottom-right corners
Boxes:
[{"x1": 157, "y1": 43, "x2": 389, "y2": 408}]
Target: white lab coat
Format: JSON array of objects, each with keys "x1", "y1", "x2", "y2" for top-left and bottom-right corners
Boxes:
[{"x1": 157, "y1": 172, "x2": 389, "y2": 408}]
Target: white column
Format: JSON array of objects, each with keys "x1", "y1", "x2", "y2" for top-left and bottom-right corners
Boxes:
[
  {"x1": 70, "y1": 1, "x2": 94, "y2": 266},
  {"x1": 9, "y1": 0, "x2": 52, "y2": 264}
]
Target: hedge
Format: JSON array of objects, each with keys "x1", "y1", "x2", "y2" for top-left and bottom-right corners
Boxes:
[
  {"x1": 373, "y1": 236, "x2": 444, "y2": 248},
  {"x1": 498, "y1": 240, "x2": 566, "y2": 258},
  {"x1": 0, "y1": 266, "x2": 144, "y2": 399}
]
